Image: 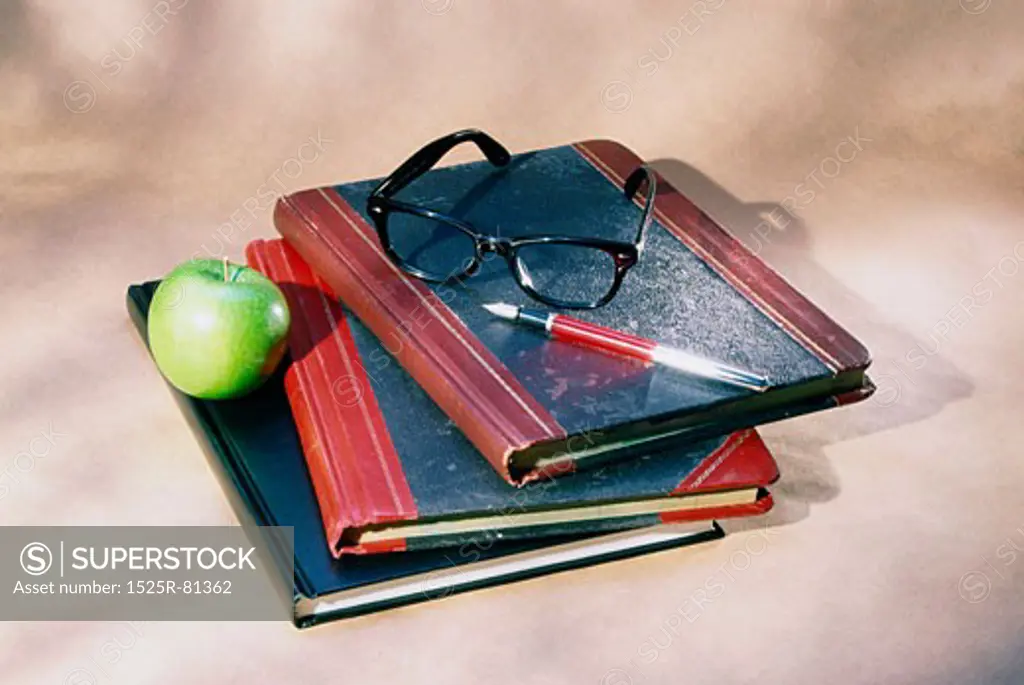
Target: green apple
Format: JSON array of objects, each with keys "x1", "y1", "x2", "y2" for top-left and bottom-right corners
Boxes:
[{"x1": 148, "y1": 259, "x2": 290, "y2": 400}]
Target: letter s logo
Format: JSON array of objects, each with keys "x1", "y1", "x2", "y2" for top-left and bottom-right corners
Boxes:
[{"x1": 20, "y1": 542, "x2": 52, "y2": 576}]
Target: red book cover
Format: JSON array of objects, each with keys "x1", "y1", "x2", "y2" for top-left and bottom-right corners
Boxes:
[{"x1": 247, "y1": 238, "x2": 776, "y2": 556}]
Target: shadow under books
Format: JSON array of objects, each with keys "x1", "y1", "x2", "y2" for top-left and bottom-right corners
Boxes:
[{"x1": 649, "y1": 158, "x2": 974, "y2": 533}]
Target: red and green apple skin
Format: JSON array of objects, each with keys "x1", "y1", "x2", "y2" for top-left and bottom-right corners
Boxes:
[{"x1": 148, "y1": 259, "x2": 290, "y2": 400}]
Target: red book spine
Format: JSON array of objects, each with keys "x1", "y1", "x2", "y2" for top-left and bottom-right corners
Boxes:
[
  {"x1": 274, "y1": 190, "x2": 566, "y2": 485},
  {"x1": 246, "y1": 239, "x2": 417, "y2": 556}
]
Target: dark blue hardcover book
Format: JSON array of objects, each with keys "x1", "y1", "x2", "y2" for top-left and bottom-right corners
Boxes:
[
  {"x1": 246, "y1": 239, "x2": 777, "y2": 556},
  {"x1": 274, "y1": 137, "x2": 873, "y2": 484},
  {"x1": 127, "y1": 281, "x2": 723, "y2": 627}
]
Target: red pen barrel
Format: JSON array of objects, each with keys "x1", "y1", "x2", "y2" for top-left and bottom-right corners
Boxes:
[{"x1": 549, "y1": 314, "x2": 658, "y2": 363}]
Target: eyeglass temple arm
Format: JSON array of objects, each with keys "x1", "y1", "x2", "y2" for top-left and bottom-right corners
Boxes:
[
  {"x1": 624, "y1": 165, "x2": 657, "y2": 251},
  {"x1": 371, "y1": 129, "x2": 511, "y2": 199}
]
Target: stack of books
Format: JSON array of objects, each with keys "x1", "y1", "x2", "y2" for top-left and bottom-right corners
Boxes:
[{"x1": 128, "y1": 138, "x2": 871, "y2": 628}]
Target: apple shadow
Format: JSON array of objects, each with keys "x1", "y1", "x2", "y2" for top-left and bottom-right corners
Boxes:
[
  {"x1": 272, "y1": 281, "x2": 354, "y2": 365},
  {"x1": 648, "y1": 158, "x2": 974, "y2": 533}
]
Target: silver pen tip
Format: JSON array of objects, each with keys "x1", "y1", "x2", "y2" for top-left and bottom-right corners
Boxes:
[{"x1": 482, "y1": 302, "x2": 520, "y2": 321}]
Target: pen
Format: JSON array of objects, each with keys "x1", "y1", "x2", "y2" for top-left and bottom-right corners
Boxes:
[{"x1": 482, "y1": 302, "x2": 769, "y2": 393}]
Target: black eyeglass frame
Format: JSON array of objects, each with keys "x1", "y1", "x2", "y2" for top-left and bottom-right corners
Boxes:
[{"x1": 367, "y1": 128, "x2": 656, "y2": 309}]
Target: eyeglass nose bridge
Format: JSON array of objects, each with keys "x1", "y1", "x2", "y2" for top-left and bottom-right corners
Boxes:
[{"x1": 476, "y1": 237, "x2": 513, "y2": 259}]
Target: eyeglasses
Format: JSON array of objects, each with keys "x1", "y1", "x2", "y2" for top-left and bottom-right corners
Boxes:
[{"x1": 367, "y1": 129, "x2": 656, "y2": 309}]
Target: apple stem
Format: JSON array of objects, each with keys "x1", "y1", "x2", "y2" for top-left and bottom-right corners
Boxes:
[{"x1": 223, "y1": 257, "x2": 230, "y2": 282}]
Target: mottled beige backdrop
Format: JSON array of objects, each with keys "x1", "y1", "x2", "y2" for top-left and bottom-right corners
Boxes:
[{"x1": 2, "y1": 2, "x2": 1023, "y2": 683}]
